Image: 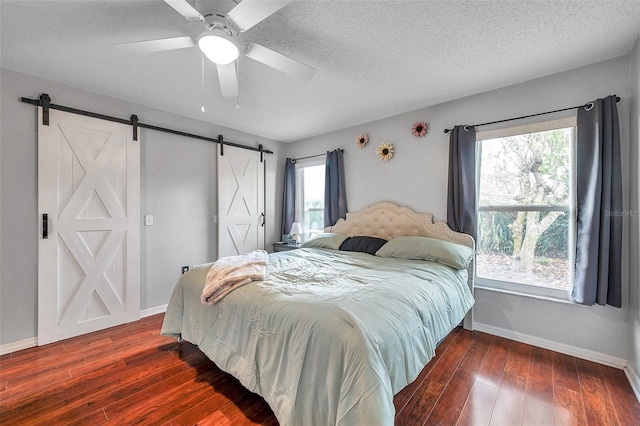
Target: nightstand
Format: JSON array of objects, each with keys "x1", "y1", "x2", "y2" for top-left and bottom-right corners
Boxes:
[{"x1": 272, "y1": 242, "x2": 300, "y2": 252}]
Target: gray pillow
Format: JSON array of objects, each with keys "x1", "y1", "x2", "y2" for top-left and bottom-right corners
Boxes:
[
  {"x1": 301, "y1": 233, "x2": 348, "y2": 250},
  {"x1": 375, "y1": 236, "x2": 475, "y2": 270}
]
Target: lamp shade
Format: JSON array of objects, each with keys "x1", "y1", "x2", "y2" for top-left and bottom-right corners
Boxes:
[
  {"x1": 198, "y1": 33, "x2": 239, "y2": 65},
  {"x1": 290, "y1": 222, "x2": 303, "y2": 235}
]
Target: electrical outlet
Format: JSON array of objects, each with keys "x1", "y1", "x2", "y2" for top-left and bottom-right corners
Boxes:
[
  {"x1": 181, "y1": 265, "x2": 189, "y2": 274},
  {"x1": 144, "y1": 215, "x2": 153, "y2": 226}
]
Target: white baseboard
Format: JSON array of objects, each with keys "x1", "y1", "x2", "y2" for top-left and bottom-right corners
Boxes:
[
  {"x1": 474, "y1": 322, "x2": 628, "y2": 369},
  {"x1": 141, "y1": 304, "x2": 167, "y2": 318},
  {"x1": 625, "y1": 363, "x2": 640, "y2": 402},
  {"x1": 0, "y1": 337, "x2": 37, "y2": 356}
]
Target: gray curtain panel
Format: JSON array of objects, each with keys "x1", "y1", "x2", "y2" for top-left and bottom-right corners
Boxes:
[
  {"x1": 281, "y1": 158, "x2": 296, "y2": 236},
  {"x1": 324, "y1": 149, "x2": 347, "y2": 227},
  {"x1": 573, "y1": 95, "x2": 622, "y2": 307},
  {"x1": 447, "y1": 125, "x2": 477, "y2": 239}
]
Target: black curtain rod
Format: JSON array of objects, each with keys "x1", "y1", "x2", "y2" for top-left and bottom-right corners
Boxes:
[
  {"x1": 443, "y1": 95, "x2": 621, "y2": 134},
  {"x1": 20, "y1": 94, "x2": 274, "y2": 155},
  {"x1": 293, "y1": 148, "x2": 344, "y2": 161}
]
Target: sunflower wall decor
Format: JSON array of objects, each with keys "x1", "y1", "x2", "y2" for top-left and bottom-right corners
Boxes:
[
  {"x1": 355, "y1": 133, "x2": 369, "y2": 148},
  {"x1": 411, "y1": 121, "x2": 429, "y2": 137},
  {"x1": 376, "y1": 143, "x2": 394, "y2": 162}
]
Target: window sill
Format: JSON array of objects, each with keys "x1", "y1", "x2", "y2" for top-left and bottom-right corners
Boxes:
[{"x1": 475, "y1": 284, "x2": 577, "y2": 306}]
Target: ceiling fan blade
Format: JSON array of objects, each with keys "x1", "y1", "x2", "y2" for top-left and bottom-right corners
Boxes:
[
  {"x1": 217, "y1": 62, "x2": 239, "y2": 97},
  {"x1": 244, "y1": 43, "x2": 315, "y2": 81},
  {"x1": 115, "y1": 36, "x2": 195, "y2": 53},
  {"x1": 227, "y1": 0, "x2": 293, "y2": 32},
  {"x1": 163, "y1": 0, "x2": 204, "y2": 22}
]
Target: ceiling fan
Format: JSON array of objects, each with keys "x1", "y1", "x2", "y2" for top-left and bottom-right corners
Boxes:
[{"x1": 119, "y1": 0, "x2": 315, "y2": 97}]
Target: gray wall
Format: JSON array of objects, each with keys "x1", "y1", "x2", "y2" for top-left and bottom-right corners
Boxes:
[
  {"x1": 0, "y1": 68, "x2": 284, "y2": 345},
  {"x1": 629, "y1": 37, "x2": 640, "y2": 384},
  {"x1": 284, "y1": 56, "x2": 633, "y2": 360}
]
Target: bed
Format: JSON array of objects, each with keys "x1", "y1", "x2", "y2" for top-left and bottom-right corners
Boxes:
[{"x1": 161, "y1": 201, "x2": 475, "y2": 425}]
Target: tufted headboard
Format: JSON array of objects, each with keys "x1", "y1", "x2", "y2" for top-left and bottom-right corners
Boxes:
[{"x1": 325, "y1": 201, "x2": 474, "y2": 249}]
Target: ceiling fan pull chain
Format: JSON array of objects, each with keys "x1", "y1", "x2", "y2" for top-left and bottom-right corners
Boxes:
[
  {"x1": 235, "y1": 60, "x2": 240, "y2": 111},
  {"x1": 200, "y1": 53, "x2": 206, "y2": 112}
]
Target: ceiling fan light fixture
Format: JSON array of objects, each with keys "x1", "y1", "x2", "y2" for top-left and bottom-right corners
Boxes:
[{"x1": 198, "y1": 33, "x2": 239, "y2": 65}]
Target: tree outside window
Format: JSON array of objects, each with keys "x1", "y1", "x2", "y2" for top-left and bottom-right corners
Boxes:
[{"x1": 476, "y1": 121, "x2": 575, "y2": 295}]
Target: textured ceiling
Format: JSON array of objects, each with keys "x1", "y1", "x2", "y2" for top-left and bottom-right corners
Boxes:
[{"x1": 2, "y1": 0, "x2": 639, "y2": 142}]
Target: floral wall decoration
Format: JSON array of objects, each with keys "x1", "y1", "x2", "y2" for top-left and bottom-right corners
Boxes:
[
  {"x1": 376, "y1": 143, "x2": 394, "y2": 162},
  {"x1": 411, "y1": 121, "x2": 429, "y2": 137},
  {"x1": 355, "y1": 133, "x2": 369, "y2": 148}
]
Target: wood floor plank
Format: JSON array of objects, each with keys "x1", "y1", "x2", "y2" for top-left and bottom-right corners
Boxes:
[
  {"x1": 82, "y1": 362, "x2": 219, "y2": 424},
  {"x1": 553, "y1": 351, "x2": 581, "y2": 392},
  {"x1": 1, "y1": 327, "x2": 162, "y2": 384},
  {"x1": 219, "y1": 392, "x2": 279, "y2": 426},
  {"x1": 6, "y1": 345, "x2": 197, "y2": 424},
  {"x1": 394, "y1": 378, "x2": 444, "y2": 425},
  {"x1": 425, "y1": 329, "x2": 475, "y2": 386},
  {"x1": 16, "y1": 357, "x2": 185, "y2": 425},
  {"x1": 576, "y1": 358, "x2": 621, "y2": 425},
  {"x1": 192, "y1": 409, "x2": 233, "y2": 426},
  {"x1": 0, "y1": 341, "x2": 66, "y2": 365},
  {"x1": 142, "y1": 369, "x2": 250, "y2": 425},
  {"x1": 601, "y1": 365, "x2": 640, "y2": 425},
  {"x1": 477, "y1": 335, "x2": 512, "y2": 387},
  {"x1": 522, "y1": 346, "x2": 554, "y2": 426},
  {"x1": 3, "y1": 367, "x2": 72, "y2": 396},
  {"x1": 395, "y1": 329, "x2": 474, "y2": 424},
  {"x1": 61, "y1": 334, "x2": 113, "y2": 351},
  {"x1": 454, "y1": 334, "x2": 512, "y2": 426},
  {"x1": 393, "y1": 326, "x2": 460, "y2": 415},
  {"x1": 425, "y1": 332, "x2": 493, "y2": 425},
  {"x1": 0, "y1": 359, "x2": 126, "y2": 423},
  {"x1": 166, "y1": 392, "x2": 243, "y2": 425},
  {"x1": 1, "y1": 314, "x2": 639, "y2": 426},
  {"x1": 68, "y1": 333, "x2": 174, "y2": 377},
  {"x1": 488, "y1": 341, "x2": 531, "y2": 426},
  {"x1": 102, "y1": 369, "x2": 228, "y2": 425},
  {"x1": 554, "y1": 385, "x2": 588, "y2": 426},
  {"x1": 456, "y1": 379, "x2": 500, "y2": 426}
]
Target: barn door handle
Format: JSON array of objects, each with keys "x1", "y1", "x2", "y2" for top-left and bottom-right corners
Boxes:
[
  {"x1": 42, "y1": 214, "x2": 48, "y2": 239},
  {"x1": 259, "y1": 213, "x2": 265, "y2": 227}
]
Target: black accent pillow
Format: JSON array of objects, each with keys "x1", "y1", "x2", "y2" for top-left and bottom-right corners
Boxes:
[{"x1": 338, "y1": 236, "x2": 388, "y2": 255}]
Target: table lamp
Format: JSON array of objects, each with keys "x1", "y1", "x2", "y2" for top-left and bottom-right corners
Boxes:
[{"x1": 290, "y1": 222, "x2": 303, "y2": 244}]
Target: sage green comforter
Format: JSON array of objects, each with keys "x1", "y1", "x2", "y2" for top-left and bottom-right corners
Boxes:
[{"x1": 161, "y1": 248, "x2": 474, "y2": 426}]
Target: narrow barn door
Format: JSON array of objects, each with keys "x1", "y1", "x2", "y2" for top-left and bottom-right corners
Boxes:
[
  {"x1": 217, "y1": 144, "x2": 265, "y2": 258},
  {"x1": 38, "y1": 108, "x2": 140, "y2": 345}
]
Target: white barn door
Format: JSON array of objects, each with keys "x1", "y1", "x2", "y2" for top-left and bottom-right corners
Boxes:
[
  {"x1": 217, "y1": 144, "x2": 265, "y2": 258},
  {"x1": 38, "y1": 108, "x2": 140, "y2": 346}
]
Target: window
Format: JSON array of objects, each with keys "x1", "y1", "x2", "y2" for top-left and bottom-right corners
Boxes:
[
  {"x1": 475, "y1": 117, "x2": 576, "y2": 299},
  {"x1": 295, "y1": 159, "x2": 325, "y2": 238}
]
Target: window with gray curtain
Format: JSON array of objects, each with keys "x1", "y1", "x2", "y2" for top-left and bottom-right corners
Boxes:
[{"x1": 449, "y1": 95, "x2": 623, "y2": 307}]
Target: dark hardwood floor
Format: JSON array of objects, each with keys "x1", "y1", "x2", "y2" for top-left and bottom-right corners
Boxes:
[{"x1": 1, "y1": 314, "x2": 638, "y2": 425}]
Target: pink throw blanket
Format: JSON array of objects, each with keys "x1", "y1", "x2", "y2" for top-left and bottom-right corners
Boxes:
[{"x1": 201, "y1": 250, "x2": 268, "y2": 305}]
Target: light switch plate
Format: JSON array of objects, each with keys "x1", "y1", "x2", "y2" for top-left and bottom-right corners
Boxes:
[{"x1": 144, "y1": 215, "x2": 153, "y2": 226}]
